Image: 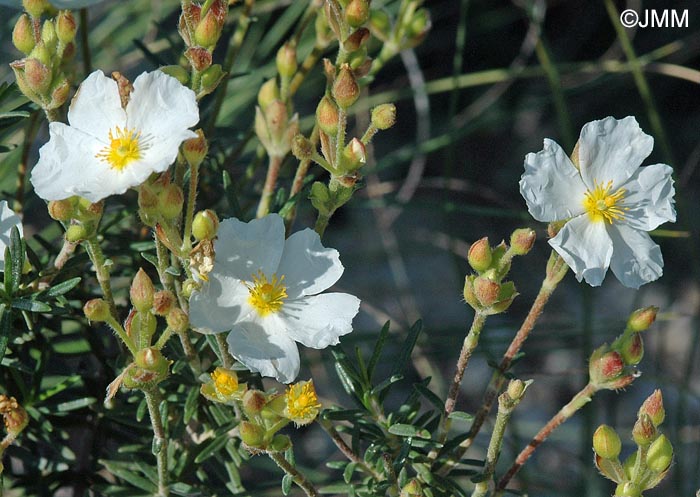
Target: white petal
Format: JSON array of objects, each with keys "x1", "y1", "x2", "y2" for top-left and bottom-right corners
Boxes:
[
  {"x1": 276, "y1": 229, "x2": 344, "y2": 298},
  {"x1": 520, "y1": 138, "x2": 587, "y2": 222},
  {"x1": 126, "y1": 71, "x2": 198, "y2": 144},
  {"x1": 189, "y1": 275, "x2": 253, "y2": 334},
  {"x1": 578, "y1": 116, "x2": 653, "y2": 189},
  {"x1": 281, "y1": 293, "x2": 360, "y2": 349},
  {"x1": 213, "y1": 215, "x2": 285, "y2": 280},
  {"x1": 67, "y1": 70, "x2": 126, "y2": 140},
  {"x1": 609, "y1": 225, "x2": 663, "y2": 289},
  {"x1": 0, "y1": 201, "x2": 23, "y2": 272},
  {"x1": 226, "y1": 320, "x2": 300, "y2": 383},
  {"x1": 549, "y1": 215, "x2": 613, "y2": 286},
  {"x1": 620, "y1": 163, "x2": 676, "y2": 231}
]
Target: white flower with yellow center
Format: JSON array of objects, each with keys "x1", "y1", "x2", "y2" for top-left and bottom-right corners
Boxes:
[
  {"x1": 0, "y1": 201, "x2": 23, "y2": 272},
  {"x1": 189, "y1": 214, "x2": 361, "y2": 383},
  {"x1": 31, "y1": 70, "x2": 198, "y2": 202},
  {"x1": 520, "y1": 116, "x2": 676, "y2": 288}
]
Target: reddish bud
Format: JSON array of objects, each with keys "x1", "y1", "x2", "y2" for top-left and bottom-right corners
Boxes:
[
  {"x1": 345, "y1": 0, "x2": 370, "y2": 27},
  {"x1": 12, "y1": 14, "x2": 36, "y2": 55},
  {"x1": 632, "y1": 413, "x2": 656, "y2": 446},
  {"x1": 638, "y1": 389, "x2": 665, "y2": 427},
  {"x1": 473, "y1": 277, "x2": 500, "y2": 307},
  {"x1": 185, "y1": 46, "x2": 213, "y2": 72},
  {"x1": 291, "y1": 134, "x2": 314, "y2": 161},
  {"x1": 159, "y1": 184, "x2": 184, "y2": 220},
  {"x1": 152, "y1": 290, "x2": 176, "y2": 316},
  {"x1": 344, "y1": 27, "x2": 370, "y2": 52},
  {"x1": 468, "y1": 237, "x2": 492, "y2": 272},
  {"x1": 183, "y1": 129, "x2": 208, "y2": 168},
  {"x1": 510, "y1": 228, "x2": 536, "y2": 255},
  {"x1": 316, "y1": 95, "x2": 340, "y2": 135},
  {"x1": 166, "y1": 308, "x2": 189, "y2": 334},
  {"x1": 332, "y1": 64, "x2": 359, "y2": 109},
  {"x1": 619, "y1": 332, "x2": 644, "y2": 365},
  {"x1": 130, "y1": 268, "x2": 155, "y2": 312},
  {"x1": 48, "y1": 199, "x2": 76, "y2": 221},
  {"x1": 242, "y1": 389, "x2": 267, "y2": 416},
  {"x1": 49, "y1": 77, "x2": 70, "y2": 109},
  {"x1": 627, "y1": 306, "x2": 658, "y2": 332},
  {"x1": 56, "y1": 10, "x2": 77, "y2": 44},
  {"x1": 24, "y1": 58, "x2": 52, "y2": 95}
]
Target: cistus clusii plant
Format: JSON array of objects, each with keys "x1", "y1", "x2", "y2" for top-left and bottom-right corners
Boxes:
[{"x1": 0, "y1": 0, "x2": 693, "y2": 496}]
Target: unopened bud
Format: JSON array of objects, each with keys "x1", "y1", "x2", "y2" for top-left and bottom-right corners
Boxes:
[
  {"x1": 24, "y1": 58, "x2": 52, "y2": 95},
  {"x1": 627, "y1": 306, "x2": 658, "y2": 332},
  {"x1": 316, "y1": 95, "x2": 340, "y2": 135},
  {"x1": 56, "y1": 10, "x2": 77, "y2": 44},
  {"x1": 160, "y1": 65, "x2": 189, "y2": 85},
  {"x1": 22, "y1": 0, "x2": 48, "y2": 18},
  {"x1": 159, "y1": 184, "x2": 184, "y2": 220},
  {"x1": 242, "y1": 389, "x2": 267, "y2": 416},
  {"x1": 276, "y1": 42, "x2": 297, "y2": 78},
  {"x1": 41, "y1": 19, "x2": 57, "y2": 52},
  {"x1": 632, "y1": 413, "x2": 656, "y2": 446},
  {"x1": 130, "y1": 268, "x2": 155, "y2": 312},
  {"x1": 468, "y1": 237, "x2": 492, "y2": 272},
  {"x1": 342, "y1": 138, "x2": 366, "y2": 169},
  {"x1": 506, "y1": 379, "x2": 526, "y2": 401},
  {"x1": 618, "y1": 333, "x2": 644, "y2": 365},
  {"x1": 49, "y1": 77, "x2": 70, "y2": 109},
  {"x1": 192, "y1": 209, "x2": 219, "y2": 241},
  {"x1": 332, "y1": 64, "x2": 359, "y2": 109},
  {"x1": 510, "y1": 228, "x2": 536, "y2": 255},
  {"x1": 371, "y1": 103, "x2": 396, "y2": 130},
  {"x1": 292, "y1": 134, "x2": 314, "y2": 161},
  {"x1": 345, "y1": 0, "x2": 370, "y2": 27},
  {"x1": 13, "y1": 14, "x2": 36, "y2": 54},
  {"x1": 344, "y1": 27, "x2": 370, "y2": 52},
  {"x1": 199, "y1": 64, "x2": 225, "y2": 94},
  {"x1": 257, "y1": 78, "x2": 279, "y2": 110},
  {"x1": 593, "y1": 425, "x2": 621, "y2": 459},
  {"x1": 268, "y1": 434, "x2": 292, "y2": 452},
  {"x1": 152, "y1": 290, "x2": 176, "y2": 316},
  {"x1": 166, "y1": 308, "x2": 189, "y2": 334},
  {"x1": 474, "y1": 276, "x2": 500, "y2": 307},
  {"x1": 135, "y1": 347, "x2": 163, "y2": 369},
  {"x1": 83, "y1": 298, "x2": 111, "y2": 322},
  {"x1": 194, "y1": 8, "x2": 222, "y2": 48},
  {"x1": 65, "y1": 223, "x2": 88, "y2": 243},
  {"x1": 185, "y1": 46, "x2": 213, "y2": 72},
  {"x1": 138, "y1": 184, "x2": 160, "y2": 222},
  {"x1": 638, "y1": 389, "x2": 665, "y2": 427},
  {"x1": 239, "y1": 421, "x2": 265, "y2": 447},
  {"x1": 400, "y1": 478, "x2": 424, "y2": 497},
  {"x1": 48, "y1": 198, "x2": 75, "y2": 221},
  {"x1": 264, "y1": 100, "x2": 288, "y2": 137},
  {"x1": 183, "y1": 129, "x2": 208, "y2": 168},
  {"x1": 645, "y1": 434, "x2": 672, "y2": 473}
]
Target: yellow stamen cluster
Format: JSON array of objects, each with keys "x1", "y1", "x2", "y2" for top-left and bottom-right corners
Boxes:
[
  {"x1": 211, "y1": 367, "x2": 239, "y2": 397},
  {"x1": 583, "y1": 180, "x2": 627, "y2": 224},
  {"x1": 247, "y1": 271, "x2": 288, "y2": 316},
  {"x1": 285, "y1": 380, "x2": 321, "y2": 425},
  {"x1": 96, "y1": 126, "x2": 143, "y2": 170}
]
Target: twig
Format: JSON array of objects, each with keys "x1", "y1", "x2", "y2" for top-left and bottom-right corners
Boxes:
[{"x1": 268, "y1": 451, "x2": 319, "y2": 497}]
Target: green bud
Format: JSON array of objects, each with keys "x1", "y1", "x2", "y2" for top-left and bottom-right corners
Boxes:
[
  {"x1": 83, "y1": 298, "x2": 111, "y2": 322},
  {"x1": 593, "y1": 425, "x2": 621, "y2": 459},
  {"x1": 65, "y1": 223, "x2": 88, "y2": 243},
  {"x1": 192, "y1": 209, "x2": 219, "y2": 241},
  {"x1": 276, "y1": 42, "x2": 297, "y2": 78},
  {"x1": 371, "y1": 103, "x2": 396, "y2": 130},
  {"x1": 638, "y1": 389, "x2": 665, "y2": 427},
  {"x1": 160, "y1": 65, "x2": 189, "y2": 85},
  {"x1": 618, "y1": 332, "x2": 644, "y2": 365},
  {"x1": 194, "y1": 8, "x2": 222, "y2": 48},
  {"x1": 632, "y1": 414, "x2": 656, "y2": 446},
  {"x1": 158, "y1": 184, "x2": 184, "y2": 220},
  {"x1": 47, "y1": 198, "x2": 76, "y2": 221},
  {"x1": 268, "y1": 434, "x2": 292, "y2": 453},
  {"x1": 369, "y1": 9, "x2": 391, "y2": 39},
  {"x1": 614, "y1": 482, "x2": 642, "y2": 497},
  {"x1": 22, "y1": 0, "x2": 48, "y2": 19},
  {"x1": 646, "y1": 434, "x2": 673, "y2": 473},
  {"x1": 345, "y1": 0, "x2": 370, "y2": 27},
  {"x1": 510, "y1": 228, "x2": 536, "y2": 255},
  {"x1": 309, "y1": 181, "x2": 332, "y2": 216},
  {"x1": 130, "y1": 269, "x2": 155, "y2": 312},
  {"x1": 166, "y1": 308, "x2": 189, "y2": 334},
  {"x1": 199, "y1": 64, "x2": 225, "y2": 95},
  {"x1": 468, "y1": 237, "x2": 492, "y2": 272},
  {"x1": 56, "y1": 10, "x2": 77, "y2": 44},
  {"x1": 41, "y1": 19, "x2": 57, "y2": 52},
  {"x1": 13, "y1": 14, "x2": 36, "y2": 55},
  {"x1": 239, "y1": 421, "x2": 266, "y2": 448},
  {"x1": 130, "y1": 310, "x2": 157, "y2": 349},
  {"x1": 291, "y1": 134, "x2": 314, "y2": 161},
  {"x1": 506, "y1": 379, "x2": 526, "y2": 401},
  {"x1": 242, "y1": 389, "x2": 267, "y2": 417},
  {"x1": 257, "y1": 78, "x2": 279, "y2": 110},
  {"x1": 627, "y1": 306, "x2": 658, "y2": 332},
  {"x1": 316, "y1": 95, "x2": 340, "y2": 135},
  {"x1": 183, "y1": 129, "x2": 208, "y2": 168},
  {"x1": 332, "y1": 64, "x2": 359, "y2": 109}
]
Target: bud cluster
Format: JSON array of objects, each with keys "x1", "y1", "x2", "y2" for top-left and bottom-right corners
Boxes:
[
  {"x1": 138, "y1": 173, "x2": 186, "y2": 228},
  {"x1": 254, "y1": 84, "x2": 300, "y2": 159},
  {"x1": 48, "y1": 197, "x2": 104, "y2": 243},
  {"x1": 10, "y1": 6, "x2": 77, "y2": 112},
  {"x1": 368, "y1": 1, "x2": 431, "y2": 65},
  {"x1": 593, "y1": 390, "x2": 673, "y2": 496}
]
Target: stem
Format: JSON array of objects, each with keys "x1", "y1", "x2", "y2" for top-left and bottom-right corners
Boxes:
[
  {"x1": 439, "y1": 251, "x2": 568, "y2": 475},
  {"x1": 182, "y1": 162, "x2": 200, "y2": 254},
  {"x1": 215, "y1": 333, "x2": 233, "y2": 368},
  {"x1": 104, "y1": 314, "x2": 138, "y2": 357},
  {"x1": 318, "y1": 417, "x2": 384, "y2": 480},
  {"x1": 85, "y1": 236, "x2": 118, "y2": 321},
  {"x1": 256, "y1": 155, "x2": 283, "y2": 218},
  {"x1": 335, "y1": 108, "x2": 347, "y2": 169},
  {"x1": 79, "y1": 8, "x2": 92, "y2": 74},
  {"x1": 144, "y1": 388, "x2": 169, "y2": 497},
  {"x1": 314, "y1": 212, "x2": 331, "y2": 238},
  {"x1": 54, "y1": 239, "x2": 78, "y2": 270},
  {"x1": 285, "y1": 126, "x2": 319, "y2": 230},
  {"x1": 155, "y1": 236, "x2": 175, "y2": 292},
  {"x1": 495, "y1": 383, "x2": 598, "y2": 493},
  {"x1": 268, "y1": 451, "x2": 319, "y2": 497},
  {"x1": 14, "y1": 110, "x2": 41, "y2": 215}
]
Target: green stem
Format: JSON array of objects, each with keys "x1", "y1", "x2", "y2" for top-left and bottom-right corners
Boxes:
[
  {"x1": 314, "y1": 212, "x2": 331, "y2": 238},
  {"x1": 155, "y1": 236, "x2": 175, "y2": 293},
  {"x1": 104, "y1": 314, "x2": 138, "y2": 357},
  {"x1": 268, "y1": 451, "x2": 319, "y2": 497},
  {"x1": 215, "y1": 333, "x2": 233, "y2": 368},
  {"x1": 495, "y1": 383, "x2": 598, "y2": 493},
  {"x1": 144, "y1": 388, "x2": 169, "y2": 497},
  {"x1": 284, "y1": 126, "x2": 319, "y2": 230},
  {"x1": 256, "y1": 155, "x2": 283, "y2": 218},
  {"x1": 85, "y1": 236, "x2": 118, "y2": 321},
  {"x1": 334, "y1": 108, "x2": 347, "y2": 169},
  {"x1": 182, "y1": 162, "x2": 200, "y2": 254}
]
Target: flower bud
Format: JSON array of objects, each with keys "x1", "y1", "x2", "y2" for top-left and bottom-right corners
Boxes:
[
  {"x1": 160, "y1": 65, "x2": 189, "y2": 85},
  {"x1": 48, "y1": 198, "x2": 76, "y2": 221},
  {"x1": 276, "y1": 42, "x2": 297, "y2": 78},
  {"x1": 65, "y1": 223, "x2": 88, "y2": 243},
  {"x1": 590, "y1": 347, "x2": 623, "y2": 381},
  {"x1": 468, "y1": 237, "x2": 492, "y2": 272},
  {"x1": 345, "y1": 0, "x2": 370, "y2": 27},
  {"x1": 56, "y1": 10, "x2": 77, "y2": 44},
  {"x1": 41, "y1": 19, "x2": 57, "y2": 52},
  {"x1": 593, "y1": 425, "x2": 621, "y2": 459},
  {"x1": 135, "y1": 347, "x2": 162, "y2": 369},
  {"x1": 332, "y1": 64, "x2": 359, "y2": 109},
  {"x1": 138, "y1": 184, "x2": 160, "y2": 224},
  {"x1": 506, "y1": 379, "x2": 526, "y2": 401},
  {"x1": 48, "y1": 77, "x2": 70, "y2": 109},
  {"x1": 183, "y1": 129, "x2": 208, "y2": 168},
  {"x1": 13, "y1": 14, "x2": 36, "y2": 55},
  {"x1": 473, "y1": 276, "x2": 500, "y2": 307},
  {"x1": 371, "y1": 103, "x2": 396, "y2": 130},
  {"x1": 618, "y1": 333, "x2": 644, "y2": 365},
  {"x1": 632, "y1": 413, "x2": 656, "y2": 446},
  {"x1": 645, "y1": 434, "x2": 673, "y2": 473},
  {"x1": 638, "y1": 389, "x2": 665, "y2": 427},
  {"x1": 166, "y1": 308, "x2": 189, "y2": 334},
  {"x1": 239, "y1": 421, "x2": 266, "y2": 447},
  {"x1": 292, "y1": 134, "x2": 314, "y2": 161},
  {"x1": 316, "y1": 95, "x2": 340, "y2": 135},
  {"x1": 404, "y1": 9, "x2": 431, "y2": 48},
  {"x1": 159, "y1": 184, "x2": 184, "y2": 220},
  {"x1": 199, "y1": 64, "x2": 225, "y2": 94},
  {"x1": 627, "y1": 306, "x2": 658, "y2": 332},
  {"x1": 178, "y1": 3, "x2": 201, "y2": 46},
  {"x1": 192, "y1": 209, "x2": 219, "y2": 241},
  {"x1": 510, "y1": 228, "x2": 536, "y2": 255},
  {"x1": 342, "y1": 138, "x2": 366, "y2": 170},
  {"x1": 24, "y1": 58, "x2": 52, "y2": 95},
  {"x1": 400, "y1": 479, "x2": 424, "y2": 497},
  {"x1": 257, "y1": 78, "x2": 279, "y2": 110},
  {"x1": 22, "y1": 0, "x2": 48, "y2": 18},
  {"x1": 194, "y1": 8, "x2": 222, "y2": 48},
  {"x1": 343, "y1": 27, "x2": 370, "y2": 52},
  {"x1": 153, "y1": 290, "x2": 176, "y2": 316},
  {"x1": 130, "y1": 268, "x2": 155, "y2": 312},
  {"x1": 242, "y1": 389, "x2": 267, "y2": 416},
  {"x1": 185, "y1": 46, "x2": 213, "y2": 72},
  {"x1": 268, "y1": 434, "x2": 292, "y2": 452},
  {"x1": 83, "y1": 298, "x2": 111, "y2": 322}
]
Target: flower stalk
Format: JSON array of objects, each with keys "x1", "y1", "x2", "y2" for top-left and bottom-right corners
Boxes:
[
  {"x1": 144, "y1": 387, "x2": 169, "y2": 497},
  {"x1": 268, "y1": 451, "x2": 320, "y2": 497}
]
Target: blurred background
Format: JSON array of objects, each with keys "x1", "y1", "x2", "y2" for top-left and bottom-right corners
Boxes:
[{"x1": 1, "y1": 0, "x2": 699, "y2": 496}]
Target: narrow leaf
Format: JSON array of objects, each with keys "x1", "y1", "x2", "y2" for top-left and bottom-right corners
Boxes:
[
  {"x1": 391, "y1": 320, "x2": 422, "y2": 377},
  {"x1": 367, "y1": 321, "x2": 391, "y2": 381}
]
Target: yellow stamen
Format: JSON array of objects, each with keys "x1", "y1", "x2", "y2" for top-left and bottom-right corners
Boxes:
[
  {"x1": 211, "y1": 367, "x2": 239, "y2": 397},
  {"x1": 583, "y1": 180, "x2": 627, "y2": 224},
  {"x1": 96, "y1": 126, "x2": 143, "y2": 170},
  {"x1": 285, "y1": 381, "x2": 321, "y2": 424},
  {"x1": 246, "y1": 270, "x2": 287, "y2": 316}
]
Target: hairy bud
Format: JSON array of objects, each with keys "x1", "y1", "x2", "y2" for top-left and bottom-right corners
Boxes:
[
  {"x1": 332, "y1": 64, "x2": 359, "y2": 109},
  {"x1": 130, "y1": 268, "x2": 155, "y2": 312},
  {"x1": 593, "y1": 425, "x2": 621, "y2": 459},
  {"x1": 468, "y1": 237, "x2": 492, "y2": 272}
]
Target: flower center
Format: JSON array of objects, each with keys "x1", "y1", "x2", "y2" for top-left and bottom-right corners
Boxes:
[
  {"x1": 582, "y1": 180, "x2": 627, "y2": 224},
  {"x1": 96, "y1": 126, "x2": 143, "y2": 170},
  {"x1": 247, "y1": 271, "x2": 288, "y2": 316},
  {"x1": 286, "y1": 381, "x2": 321, "y2": 420},
  {"x1": 211, "y1": 367, "x2": 238, "y2": 397}
]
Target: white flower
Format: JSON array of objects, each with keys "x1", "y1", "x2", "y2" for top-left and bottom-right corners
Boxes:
[
  {"x1": 189, "y1": 214, "x2": 361, "y2": 383},
  {"x1": 31, "y1": 70, "x2": 198, "y2": 202},
  {"x1": 0, "y1": 201, "x2": 24, "y2": 273},
  {"x1": 520, "y1": 116, "x2": 676, "y2": 288}
]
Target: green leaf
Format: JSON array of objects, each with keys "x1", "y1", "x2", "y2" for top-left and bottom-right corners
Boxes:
[
  {"x1": 194, "y1": 434, "x2": 230, "y2": 463},
  {"x1": 99, "y1": 460, "x2": 157, "y2": 493},
  {"x1": 184, "y1": 386, "x2": 199, "y2": 423},
  {"x1": 367, "y1": 321, "x2": 391, "y2": 382},
  {"x1": 0, "y1": 110, "x2": 30, "y2": 121},
  {"x1": 38, "y1": 277, "x2": 81, "y2": 298},
  {"x1": 447, "y1": 411, "x2": 474, "y2": 423},
  {"x1": 11, "y1": 298, "x2": 52, "y2": 313},
  {"x1": 391, "y1": 319, "x2": 422, "y2": 378},
  {"x1": 9, "y1": 226, "x2": 24, "y2": 295},
  {"x1": 0, "y1": 303, "x2": 11, "y2": 362},
  {"x1": 413, "y1": 381, "x2": 444, "y2": 411},
  {"x1": 343, "y1": 462, "x2": 357, "y2": 483},
  {"x1": 388, "y1": 423, "x2": 430, "y2": 439},
  {"x1": 56, "y1": 397, "x2": 97, "y2": 412},
  {"x1": 141, "y1": 252, "x2": 159, "y2": 268},
  {"x1": 281, "y1": 474, "x2": 293, "y2": 495},
  {"x1": 369, "y1": 374, "x2": 403, "y2": 398}
]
